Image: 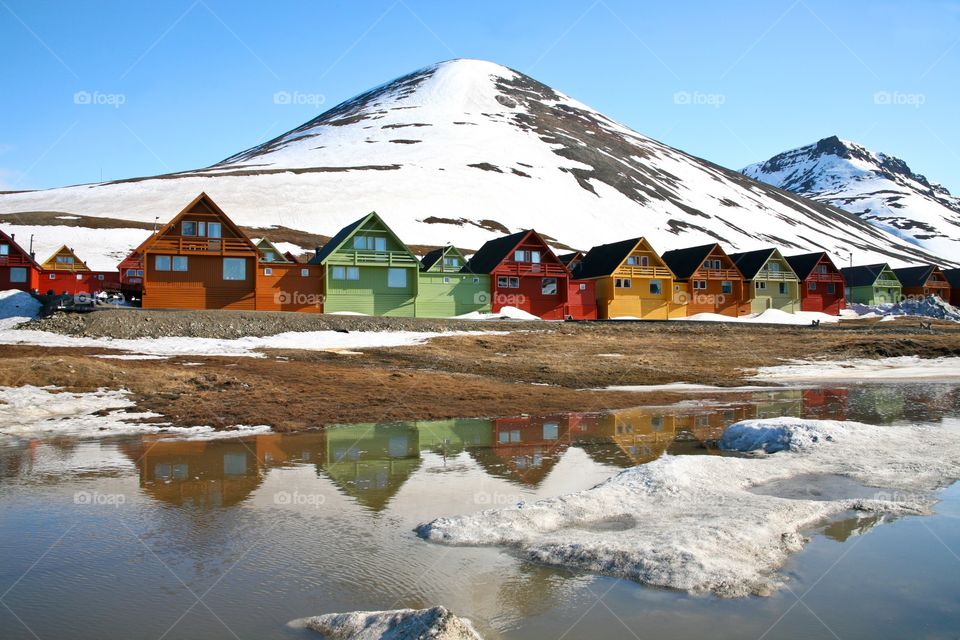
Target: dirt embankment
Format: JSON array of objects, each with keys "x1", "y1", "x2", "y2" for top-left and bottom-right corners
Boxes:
[{"x1": 4, "y1": 309, "x2": 960, "y2": 432}]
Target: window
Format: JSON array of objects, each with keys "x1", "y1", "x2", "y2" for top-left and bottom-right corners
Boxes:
[
  {"x1": 49, "y1": 273, "x2": 55, "y2": 280},
  {"x1": 97, "y1": 274, "x2": 104, "y2": 281},
  {"x1": 641, "y1": 256, "x2": 649, "y2": 267},
  {"x1": 472, "y1": 277, "x2": 480, "y2": 283},
  {"x1": 9, "y1": 267, "x2": 26, "y2": 283},
  {"x1": 530, "y1": 250, "x2": 541, "y2": 263},
  {"x1": 264, "y1": 267, "x2": 273, "y2": 276},
  {"x1": 649, "y1": 279, "x2": 662, "y2": 295},
  {"x1": 155, "y1": 255, "x2": 171, "y2": 271},
  {"x1": 497, "y1": 275, "x2": 508, "y2": 288},
  {"x1": 172, "y1": 256, "x2": 188, "y2": 272},
  {"x1": 509, "y1": 277, "x2": 519, "y2": 288},
  {"x1": 182, "y1": 221, "x2": 198, "y2": 236},
  {"x1": 137, "y1": 270, "x2": 144, "y2": 277},
  {"x1": 756, "y1": 281, "x2": 767, "y2": 290},
  {"x1": 387, "y1": 268, "x2": 407, "y2": 288},
  {"x1": 347, "y1": 267, "x2": 359, "y2": 280},
  {"x1": 442, "y1": 277, "x2": 450, "y2": 284},
  {"x1": 515, "y1": 250, "x2": 528, "y2": 262},
  {"x1": 543, "y1": 422, "x2": 559, "y2": 440},
  {"x1": 779, "y1": 282, "x2": 787, "y2": 295},
  {"x1": 332, "y1": 266, "x2": 346, "y2": 280},
  {"x1": 207, "y1": 222, "x2": 222, "y2": 238},
  {"x1": 301, "y1": 268, "x2": 309, "y2": 277},
  {"x1": 0, "y1": 244, "x2": 8, "y2": 255},
  {"x1": 769, "y1": 262, "x2": 780, "y2": 272},
  {"x1": 616, "y1": 278, "x2": 632, "y2": 289},
  {"x1": 443, "y1": 257, "x2": 461, "y2": 269},
  {"x1": 579, "y1": 283, "x2": 586, "y2": 290},
  {"x1": 721, "y1": 281, "x2": 733, "y2": 294},
  {"x1": 263, "y1": 251, "x2": 276, "y2": 262},
  {"x1": 817, "y1": 264, "x2": 828, "y2": 274},
  {"x1": 541, "y1": 277, "x2": 558, "y2": 295},
  {"x1": 353, "y1": 235, "x2": 386, "y2": 251},
  {"x1": 223, "y1": 258, "x2": 246, "y2": 281},
  {"x1": 693, "y1": 280, "x2": 707, "y2": 290},
  {"x1": 56, "y1": 255, "x2": 74, "y2": 264},
  {"x1": 76, "y1": 274, "x2": 83, "y2": 280},
  {"x1": 125, "y1": 269, "x2": 137, "y2": 276},
  {"x1": 626, "y1": 256, "x2": 638, "y2": 266},
  {"x1": 809, "y1": 282, "x2": 817, "y2": 291},
  {"x1": 827, "y1": 283, "x2": 835, "y2": 294}
]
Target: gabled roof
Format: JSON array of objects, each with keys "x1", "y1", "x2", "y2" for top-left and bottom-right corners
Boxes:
[
  {"x1": 0, "y1": 228, "x2": 41, "y2": 269},
  {"x1": 40, "y1": 245, "x2": 90, "y2": 271},
  {"x1": 893, "y1": 265, "x2": 937, "y2": 288},
  {"x1": 575, "y1": 238, "x2": 645, "y2": 279},
  {"x1": 785, "y1": 252, "x2": 834, "y2": 280},
  {"x1": 420, "y1": 247, "x2": 445, "y2": 271},
  {"x1": 308, "y1": 211, "x2": 413, "y2": 266},
  {"x1": 840, "y1": 264, "x2": 897, "y2": 287},
  {"x1": 660, "y1": 243, "x2": 719, "y2": 280},
  {"x1": 729, "y1": 248, "x2": 793, "y2": 280},
  {"x1": 944, "y1": 269, "x2": 960, "y2": 288},
  {"x1": 463, "y1": 229, "x2": 564, "y2": 275},
  {"x1": 255, "y1": 238, "x2": 292, "y2": 263},
  {"x1": 283, "y1": 251, "x2": 301, "y2": 263},
  {"x1": 141, "y1": 192, "x2": 257, "y2": 254},
  {"x1": 558, "y1": 251, "x2": 582, "y2": 266}
]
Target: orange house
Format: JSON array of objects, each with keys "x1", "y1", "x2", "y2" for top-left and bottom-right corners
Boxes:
[
  {"x1": 39, "y1": 245, "x2": 119, "y2": 296},
  {"x1": 254, "y1": 238, "x2": 324, "y2": 312},
  {"x1": 661, "y1": 243, "x2": 747, "y2": 317},
  {"x1": 141, "y1": 193, "x2": 259, "y2": 310}
]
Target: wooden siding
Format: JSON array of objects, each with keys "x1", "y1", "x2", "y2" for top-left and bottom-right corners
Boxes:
[
  {"x1": 488, "y1": 233, "x2": 573, "y2": 320},
  {"x1": 143, "y1": 255, "x2": 256, "y2": 310},
  {"x1": 415, "y1": 272, "x2": 490, "y2": 318},
  {"x1": 674, "y1": 247, "x2": 746, "y2": 317},
  {"x1": 744, "y1": 258, "x2": 801, "y2": 313},
  {"x1": 566, "y1": 280, "x2": 598, "y2": 319},
  {"x1": 255, "y1": 263, "x2": 323, "y2": 312},
  {"x1": 40, "y1": 246, "x2": 90, "y2": 272}
]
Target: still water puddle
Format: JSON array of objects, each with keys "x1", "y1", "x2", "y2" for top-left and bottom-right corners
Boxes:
[{"x1": 1, "y1": 383, "x2": 958, "y2": 639}]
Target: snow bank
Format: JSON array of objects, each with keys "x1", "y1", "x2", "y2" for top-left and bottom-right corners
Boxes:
[
  {"x1": 417, "y1": 417, "x2": 960, "y2": 597},
  {"x1": 0, "y1": 327, "x2": 502, "y2": 358},
  {"x1": 594, "y1": 382, "x2": 784, "y2": 393},
  {"x1": 752, "y1": 355, "x2": 960, "y2": 382},
  {"x1": 846, "y1": 297, "x2": 960, "y2": 322},
  {"x1": 0, "y1": 386, "x2": 271, "y2": 440},
  {"x1": 679, "y1": 309, "x2": 839, "y2": 325},
  {"x1": 454, "y1": 306, "x2": 540, "y2": 321},
  {"x1": 0, "y1": 290, "x2": 41, "y2": 330},
  {"x1": 290, "y1": 606, "x2": 483, "y2": 640}
]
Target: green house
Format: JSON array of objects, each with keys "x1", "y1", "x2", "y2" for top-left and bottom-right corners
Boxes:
[
  {"x1": 840, "y1": 263, "x2": 903, "y2": 305},
  {"x1": 309, "y1": 212, "x2": 419, "y2": 316},
  {"x1": 254, "y1": 238, "x2": 292, "y2": 263},
  {"x1": 416, "y1": 246, "x2": 491, "y2": 318},
  {"x1": 730, "y1": 248, "x2": 801, "y2": 313}
]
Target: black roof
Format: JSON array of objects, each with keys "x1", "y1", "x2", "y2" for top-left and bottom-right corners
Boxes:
[
  {"x1": 557, "y1": 251, "x2": 581, "y2": 266},
  {"x1": 729, "y1": 248, "x2": 777, "y2": 280},
  {"x1": 419, "y1": 247, "x2": 444, "y2": 272},
  {"x1": 575, "y1": 238, "x2": 644, "y2": 279},
  {"x1": 307, "y1": 214, "x2": 369, "y2": 265},
  {"x1": 463, "y1": 230, "x2": 531, "y2": 274},
  {"x1": 660, "y1": 244, "x2": 717, "y2": 280},
  {"x1": 944, "y1": 269, "x2": 960, "y2": 288},
  {"x1": 893, "y1": 265, "x2": 935, "y2": 288},
  {"x1": 840, "y1": 264, "x2": 892, "y2": 287},
  {"x1": 785, "y1": 252, "x2": 829, "y2": 280}
]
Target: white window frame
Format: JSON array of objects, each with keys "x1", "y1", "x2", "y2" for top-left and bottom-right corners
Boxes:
[
  {"x1": 541, "y1": 277, "x2": 558, "y2": 295},
  {"x1": 182, "y1": 221, "x2": 198, "y2": 236},
  {"x1": 264, "y1": 267, "x2": 273, "y2": 276},
  {"x1": 442, "y1": 276, "x2": 451, "y2": 284},
  {"x1": 779, "y1": 282, "x2": 787, "y2": 295},
  {"x1": 756, "y1": 281, "x2": 767, "y2": 290},
  {"x1": 0, "y1": 244, "x2": 8, "y2": 256},
  {"x1": 530, "y1": 250, "x2": 541, "y2": 264},
  {"x1": 514, "y1": 250, "x2": 528, "y2": 262},
  {"x1": 721, "y1": 281, "x2": 733, "y2": 295},
  {"x1": 223, "y1": 257, "x2": 246, "y2": 281},
  {"x1": 497, "y1": 275, "x2": 509, "y2": 288},
  {"x1": 155, "y1": 255, "x2": 172, "y2": 271},
  {"x1": 508, "y1": 276, "x2": 519, "y2": 289},
  {"x1": 301, "y1": 268, "x2": 309, "y2": 277},
  {"x1": 207, "y1": 222, "x2": 222, "y2": 238},
  {"x1": 387, "y1": 268, "x2": 407, "y2": 288},
  {"x1": 649, "y1": 279, "x2": 662, "y2": 295}
]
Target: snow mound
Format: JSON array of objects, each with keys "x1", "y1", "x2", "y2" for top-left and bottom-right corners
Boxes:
[
  {"x1": 291, "y1": 606, "x2": 483, "y2": 640},
  {"x1": 454, "y1": 306, "x2": 540, "y2": 321},
  {"x1": 0, "y1": 290, "x2": 41, "y2": 330},
  {"x1": 417, "y1": 417, "x2": 960, "y2": 597},
  {"x1": 752, "y1": 355, "x2": 960, "y2": 382},
  {"x1": 680, "y1": 309, "x2": 839, "y2": 325},
  {"x1": 849, "y1": 297, "x2": 960, "y2": 322},
  {"x1": 0, "y1": 385, "x2": 271, "y2": 441}
]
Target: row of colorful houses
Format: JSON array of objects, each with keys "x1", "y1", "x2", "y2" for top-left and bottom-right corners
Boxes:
[{"x1": 2, "y1": 192, "x2": 959, "y2": 319}]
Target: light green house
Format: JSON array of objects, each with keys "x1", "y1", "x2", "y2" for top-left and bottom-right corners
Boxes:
[
  {"x1": 840, "y1": 263, "x2": 903, "y2": 305},
  {"x1": 309, "y1": 212, "x2": 419, "y2": 316},
  {"x1": 415, "y1": 246, "x2": 491, "y2": 318},
  {"x1": 730, "y1": 248, "x2": 801, "y2": 313}
]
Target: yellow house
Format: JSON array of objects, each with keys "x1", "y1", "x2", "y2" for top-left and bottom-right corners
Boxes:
[
  {"x1": 40, "y1": 245, "x2": 90, "y2": 272},
  {"x1": 573, "y1": 237, "x2": 677, "y2": 319}
]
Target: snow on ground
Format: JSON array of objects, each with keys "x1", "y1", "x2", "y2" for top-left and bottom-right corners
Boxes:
[
  {"x1": 594, "y1": 382, "x2": 790, "y2": 393},
  {"x1": 0, "y1": 385, "x2": 272, "y2": 440},
  {"x1": 679, "y1": 309, "x2": 840, "y2": 325},
  {"x1": 290, "y1": 606, "x2": 483, "y2": 640},
  {"x1": 752, "y1": 356, "x2": 960, "y2": 382},
  {"x1": 454, "y1": 306, "x2": 540, "y2": 321},
  {"x1": 0, "y1": 290, "x2": 42, "y2": 330},
  {"x1": 418, "y1": 417, "x2": 960, "y2": 597},
  {"x1": 846, "y1": 297, "x2": 960, "y2": 322}
]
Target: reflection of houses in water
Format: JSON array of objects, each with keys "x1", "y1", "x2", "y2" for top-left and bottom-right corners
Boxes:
[
  {"x1": 593, "y1": 407, "x2": 678, "y2": 465},
  {"x1": 469, "y1": 414, "x2": 580, "y2": 486},
  {"x1": 318, "y1": 423, "x2": 423, "y2": 512},
  {"x1": 414, "y1": 418, "x2": 493, "y2": 457},
  {"x1": 802, "y1": 388, "x2": 849, "y2": 420}
]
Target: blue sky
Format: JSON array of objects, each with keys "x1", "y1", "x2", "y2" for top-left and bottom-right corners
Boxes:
[{"x1": 2, "y1": 0, "x2": 958, "y2": 192}]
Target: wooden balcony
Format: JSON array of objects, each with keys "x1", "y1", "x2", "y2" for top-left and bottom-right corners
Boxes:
[
  {"x1": 754, "y1": 270, "x2": 798, "y2": 282},
  {"x1": 875, "y1": 279, "x2": 901, "y2": 288},
  {"x1": 806, "y1": 272, "x2": 843, "y2": 282},
  {"x1": 147, "y1": 237, "x2": 254, "y2": 256},
  {"x1": 0, "y1": 255, "x2": 34, "y2": 267},
  {"x1": 694, "y1": 268, "x2": 742, "y2": 280},
  {"x1": 328, "y1": 251, "x2": 419, "y2": 267},
  {"x1": 497, "y1": 262, "x2": 568, "y2": 277},
  {"x1": 617, "y1": 265, "x2": 673, "y2": 279}
]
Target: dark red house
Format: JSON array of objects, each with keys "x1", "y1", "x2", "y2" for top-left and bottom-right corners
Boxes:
[
  {"x1": 945, "y1": 269, "x2": 960, "y2": 307},
  {"x1": 785, "y1": 252, "x2": 846, "y2": 315},
  {"x1": 0, "y1": 229, "x2": 41, "y2": 292},
  {"x1": 465, "y1": 230, "x2": 593, "y2": 319}
]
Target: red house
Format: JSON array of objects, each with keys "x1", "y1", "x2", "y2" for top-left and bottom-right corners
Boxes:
[
  {"x1": 465, "y1": 230, "x2": 593, "y2": 319},
  {"x1": 785, "y1": 252, "x2": 846, "y2": 315},
  {"x1": 945, "y1": 269, "x2": 960, "y2": 307},
  {"x1": 0, "y1": 229, "x2": 41, "y2": 292},
  {"x1": 118, "y1": 246, "x2": 147, "y2": 301}
]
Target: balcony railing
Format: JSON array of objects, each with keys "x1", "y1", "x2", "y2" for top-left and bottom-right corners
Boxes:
[
  {"x1": 755, "y1": 270, "x2": 798, "y2": 281},
  {"x1": 617, "y1": 265, "x2": 673, "y2": 279},
  {"x1": 0, "y1": 255, "x2": 34, "y2": 267},
  {"x1": 147, "y1": 237, "x2": 253, "y2": 256},
  {"x1": 498, "y1": 262, "x2": 568, "y2": 277},
  {"x1": 806, "y1": 272, "x2": 843, "y2": 282},
  {"x1": 328, "y1": 251, "x2": 419, "y2": 267},
  {"x1": 694, "y1": 268, "x2": 741, "y2": 280},
  {"x1": 875, "y1": 279, "x2": 901, "y2": 287}
]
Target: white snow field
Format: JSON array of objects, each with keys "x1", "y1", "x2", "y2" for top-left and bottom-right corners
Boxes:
[
  {"x1": 417, "y1": 417, "x2": 960, "y2": 597},
  {"x1": 845, "y1": 297, "x2": 960, "y2": 323},
  {"x1": 0, "y1": 385, "x2": 271, "y2": 440},
  {"x1": 0, "y1": 61, "x2": 950, "y2": 270},
  {"x1": 679, "y1": 309, "x2": 840, "y2": 325},
  {"x1": 752, "y1": 355, "x2": 960, "y2": 382},
  {"x1": 0, "y1": 289, "x2": 42, "y2": 330},
  {"x1": 289, "y1": 606, "x2": 483, "y2": 640}
]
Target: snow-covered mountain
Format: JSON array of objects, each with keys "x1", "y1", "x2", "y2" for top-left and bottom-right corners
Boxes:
[
  {"x1": 0, "y1": 60, "x2": 953, "y2": 270},
  {"x1": 743, "y1": 136, "x2": 960, "y2": 259}
]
